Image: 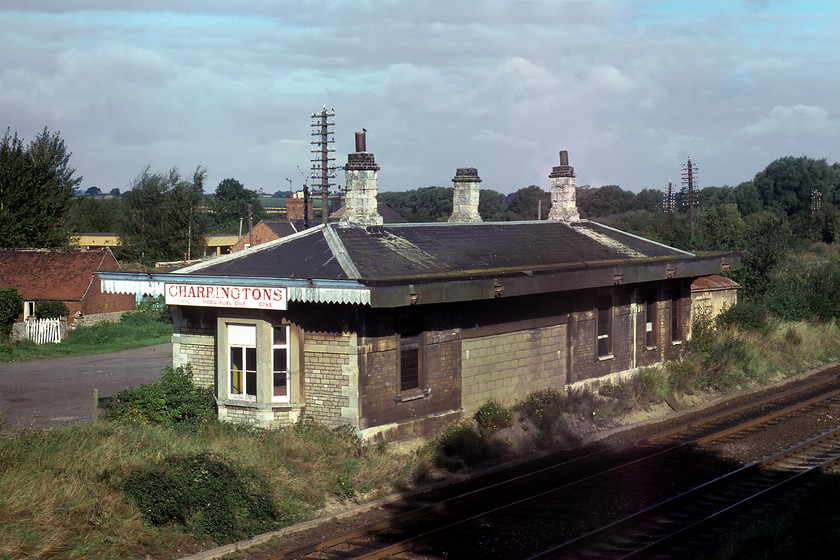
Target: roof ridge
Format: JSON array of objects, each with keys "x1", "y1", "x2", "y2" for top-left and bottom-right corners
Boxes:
[{"x1": 323, "y1": 225, "x2": 362, "y2": 280}]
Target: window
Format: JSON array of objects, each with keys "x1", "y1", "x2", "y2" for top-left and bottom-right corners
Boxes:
[
  {"x1": 645, "y1": 287, "x2": 657, "y2": 349},
  {"x1": 398, "y1": 319, "x2": 423, "y2": 394},
  {"x1": 272, "y1": 325, "x2": 290, "y2": 402},
  {"x1": 596, "y1": 292, "x2": 613, "y2": 358},
  {"x1": 670, "y1": 284, "x2": 683, "y2": 344},
  {"x1": 228, "y1": 324, "x2": 257, "y2": 399}
]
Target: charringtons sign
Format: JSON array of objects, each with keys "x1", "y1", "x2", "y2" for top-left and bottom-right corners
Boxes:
[{"x1": 165, "y1": 284, "x2": 287, "y2": 310}]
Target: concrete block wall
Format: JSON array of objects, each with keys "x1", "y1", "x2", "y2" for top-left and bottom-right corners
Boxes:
[
  {"x1": 303, "y1": 331, "x2": 357, "y2": 427},
  {"x1": 461, "y1": 324, "x2": 566, "y2": 416}
]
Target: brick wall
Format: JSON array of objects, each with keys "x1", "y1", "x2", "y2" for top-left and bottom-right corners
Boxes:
[
  {"x1": 461, "y1": 324, "x2": 565, "y2": 416},
  {"x1": 80, "y1": 274, "x2": 136, "y2": 321},
  {"x1": 358, "y1": 328, "x2": 462, "y2": 440},
  {"x1": 231, "y1": 222, "x2": 280, "y2": 252}
]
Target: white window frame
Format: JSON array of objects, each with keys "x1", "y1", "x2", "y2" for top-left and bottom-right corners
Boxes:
[
  {"x1": 272, "y1": 324, "x2": 290, "y2": 403},
  {"x1": 228, "y1": 323, "x2": 257, "y2": 401}
]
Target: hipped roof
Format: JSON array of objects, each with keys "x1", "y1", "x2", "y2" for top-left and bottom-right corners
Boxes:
[{"x1": 98, "y1": 220, "x2": 738, "y2": 308}]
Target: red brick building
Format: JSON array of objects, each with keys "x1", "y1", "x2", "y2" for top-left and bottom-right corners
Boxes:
[
  {"x1": 230, "y1": 220, "x2": 300, "y2": 252},
  {"x1": 100, "y1": 142, "x2": 738, "y2": 441},
  {"x1": 0, "y1": 248, "x2": 136, "y2": 326}
]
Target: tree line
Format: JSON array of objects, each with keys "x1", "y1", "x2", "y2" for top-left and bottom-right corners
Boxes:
[{"x1": 4, "y1": 126, "x2": 840, "y2": 290}]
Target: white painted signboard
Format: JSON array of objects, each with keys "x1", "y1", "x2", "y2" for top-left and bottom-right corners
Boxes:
[{"x1": 165, "y1": 284, "x2": 287, "y2": 310}]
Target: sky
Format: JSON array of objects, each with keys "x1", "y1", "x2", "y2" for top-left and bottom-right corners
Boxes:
[{"x1": 2, "y1": 1, "x2": 839, "y2": 196}]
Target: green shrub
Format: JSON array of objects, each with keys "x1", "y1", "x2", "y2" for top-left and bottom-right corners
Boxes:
[
  {"x1": 0, "y1": 286, "x2": 22, "y2": 341},
  {"x1": 120, "y1": 452, "x2": 279, "y2": 542},
  {"x1": 100, "y1": 365, "x2": 215, "y2": 426},
  {"x1": 438, "y1": 419, "x2": 490, "y2": 466},
  {"x1": 136, "y1": 294, "x2": 171, "y2": 322},
  {"x1": 718, "y1": 299, "x2": 770, "y2": 332},
  {"x1": 35, "y1": 300, "x2": 68, "y2": 319},
  {"x1": 634, "y1": 367, "x2": 668, "y2": 406},
  {"x1": 474, "y1": 400, "x2": 512, "y2": 433},
  {"x1": 514, "y1": 388, "x2": 565, "y2": 431}
]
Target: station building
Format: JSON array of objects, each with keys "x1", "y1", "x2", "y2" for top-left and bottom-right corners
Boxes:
[{"x1": 100, "y1": 137, "x2": 739, "y2": 441}]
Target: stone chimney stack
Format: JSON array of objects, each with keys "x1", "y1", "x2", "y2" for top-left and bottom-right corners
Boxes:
[
  {"x1": 547, "y1": 150, "x2": 580, "y2": 223},
  {"x1": 341, "y1": 130, "x2": 383, "y2": 226},
  {"x1": 448, "y1": 167, "x2": 483, "y2": 223}
]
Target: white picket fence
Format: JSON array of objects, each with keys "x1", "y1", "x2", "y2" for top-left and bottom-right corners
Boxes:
[{"x1": 25, "y1": 317, "x2": 63, "y2": 344}]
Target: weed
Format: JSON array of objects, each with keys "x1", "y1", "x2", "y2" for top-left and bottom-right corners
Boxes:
[
  {"x1": 437, "y1": 419, "x2": 489, "y2": 467},
  {"x1": 474, "y1": 400, "x2": 513, "y2": 434}
]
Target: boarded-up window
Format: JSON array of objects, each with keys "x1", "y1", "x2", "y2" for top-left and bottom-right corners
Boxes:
[{"x1": 596, "y1": 292, "x2": 613, "y2": 358}]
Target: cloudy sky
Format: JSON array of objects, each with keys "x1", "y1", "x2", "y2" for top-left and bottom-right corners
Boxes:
[{"x1": 2, "y1": 1, "x2": 838, "y2": 196}]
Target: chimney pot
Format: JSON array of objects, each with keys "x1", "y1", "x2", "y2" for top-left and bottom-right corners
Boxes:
[
  {"x1": 355, "y1": 131, "x2": 366, "y2": 153},
  {"x1": 559, "y1": 150, "x2": 569, "y2": 166}
]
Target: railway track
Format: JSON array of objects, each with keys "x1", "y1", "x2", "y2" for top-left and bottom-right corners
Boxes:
[
  {"x1": 258, "y1": 370, "x2": 840, "y2": 559},
  {"x1": 530, "y1": 426, "x2": 840, "y2": 559}
]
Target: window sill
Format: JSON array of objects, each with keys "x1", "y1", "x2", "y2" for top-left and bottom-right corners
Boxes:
[
  {"x1": 672, "y1": 340, "x2": 683, "y2": 346},
  {"x1": 217, "y1": 397, "x2": 303, "y2": 410},
  {"x1": 597, "y1": 354, "x2": 615, "y2": 362},
  {"x1": 395, "y1": 387, "x2": 431, "y2": 403},
  {"x1": 645, "y1": 346, "x2": 658, "y2": 351}
]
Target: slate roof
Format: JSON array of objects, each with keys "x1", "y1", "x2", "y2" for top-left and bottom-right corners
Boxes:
[
  {"x1": 182, "y1": 220, "x2": 699, "y2": 283},
  {"x1": 0, "y1": 248, "x2": 119, "y2": 301}
]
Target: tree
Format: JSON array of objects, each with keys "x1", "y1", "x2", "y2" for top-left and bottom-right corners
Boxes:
[
  {"x1": 117, "y1": 165, "x2": 207, "y2": 265},
  {"x1": 0, "y1": 127, "x2": 81, "y2": 248},
  {"x1": 752, "y1": 156, "x2": 838, "y2": 219},
  {"x1": 85, "y1": 186, "x2": 101, "y2": 196},
  {"x1": 110, "y1": 187, "x2": 121, "y2": 197},
  {"x1": 68, "y1": 196, "x2": 126, "y2": 232},
  {"x1": 478, "y1": 189, "x2": 506, "y2": 220},
  {"x1": 0, "y1": 286, "x2": 23, "y2": 342},
  {"x1": 378, "y1": 186, "x2": 453, "y2": 222},
  {"x1": 209, "y1": 178, "x2": 265, "y2": 233},
  {"x1": 576, "y1": 185, "x2": 635, "y2": 218},
  {"x1": 506, "y1": 185, "x2": 550, "y2": 220},
  {"x1": 694, "y1": 204, "x2": 745, "y2": 252}
]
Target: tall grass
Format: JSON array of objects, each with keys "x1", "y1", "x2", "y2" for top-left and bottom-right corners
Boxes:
[{"x1": 0, "y1": 420, "x2": 435, "y2": 559}]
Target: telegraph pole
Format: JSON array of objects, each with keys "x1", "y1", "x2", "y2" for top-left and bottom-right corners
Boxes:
[
  {"x1": 310, "y1": 107, "x2": 338, "y2": 223},
  {"x1": 663, "y1": 180, "x2": 676, "y2": 226},
  {"x1": 681, "y1": 157, "x2": 699, "y2": 236}
]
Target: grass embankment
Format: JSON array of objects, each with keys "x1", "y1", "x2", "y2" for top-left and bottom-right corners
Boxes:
[
  {"x1": 1, "y1": 313, "x2": 172, "y2": 363},
  {"x1": 2, "y1": 304, "x2": 840, "y2": 559}
]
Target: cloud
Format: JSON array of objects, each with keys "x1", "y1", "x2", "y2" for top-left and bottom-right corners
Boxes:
[{"x1": 736, "y1": 104, "x2": 834, "y2": 136}]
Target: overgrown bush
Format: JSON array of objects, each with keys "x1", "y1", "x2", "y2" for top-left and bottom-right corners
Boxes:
[
  {"x1": 35, "y1": 299, "x2": 69, "y2": 319},
  {"x1": 437, "y1": 419, "x2": 490, "y2": 467},
  {"x1": 0, "y1": 286, "x2": 22, "y2": 341},
  {"x1": 633, "y1": 367, "x2": 669, "y2": 407},
  {"x1": 136, "y1": 294, "x2": 171, "y2": 322},
  {"x1": 100, "y1": 365, "x2": 215, "y2": 426},
  {"x1": 514, "y1": 388, "x2": 565, "y2": 432},
  {"x1": 474, "y1": 400, "x2": 512, "y2": 433},
  {"x1": 119, "y1": 452, "x2": 279, "y2": 542},
  {"x1": 717, "y1": 299, "x2": 770, "y2": 332}
]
